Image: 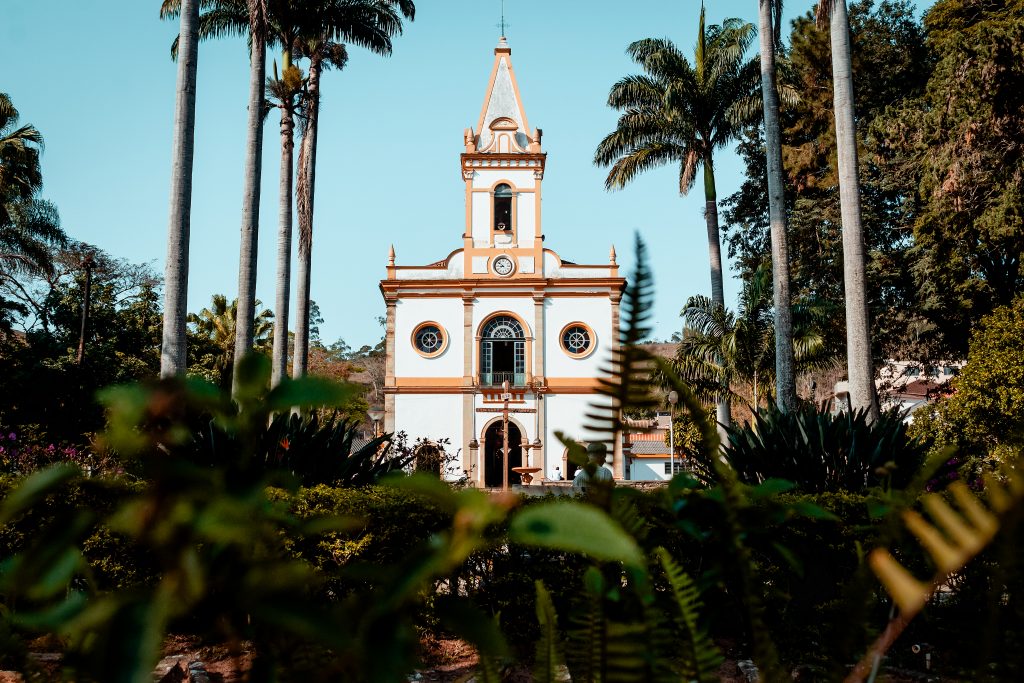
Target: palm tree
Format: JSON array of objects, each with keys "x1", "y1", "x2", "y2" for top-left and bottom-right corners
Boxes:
[
  {"x1": 817, "y1": 0, "x2": 879, "y2": 422},
  {"x1": 189, "y1": 293, "x2": 274, "y2": 385},
  {"x1": 0, "y1": 93, "x2": 67, "y2": 327},
  {"x1": 267, "y1": 56, "x2": 304, "y2": 387},
  {"x1": 594, "y1": 5, "x2": 760, "y2": 432},
  {"x1": 757, "y1": 0, "x2": 798, "y2": 413},
  {"x1": 160, "y1": 0, "x2": 201, "y2": 378},
  {"x1": 161, "y1": 0, "x2": 271, "y2": 393},
  {"x1": 672, "y1": 264, "x2": 837, "y2": 411},
  {"x1": 234, "y1": 0, "x2": 270, "y2": 397},
  {"x1": 291, "y1": 0, "x2": 414, "y2": 380}
]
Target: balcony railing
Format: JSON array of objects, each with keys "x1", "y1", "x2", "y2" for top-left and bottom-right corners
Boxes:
[{"x1": 479, "y1": 371, "x2": 526, "y2": 388}]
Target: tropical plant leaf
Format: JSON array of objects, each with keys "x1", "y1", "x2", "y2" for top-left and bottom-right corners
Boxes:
[{"x1": 510, "y1": 502, "x2": 644, "y2": 568}]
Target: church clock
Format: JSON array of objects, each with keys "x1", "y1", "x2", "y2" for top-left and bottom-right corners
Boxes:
[{"x1": 492, "y1": 255, "x2": 514, "y2": 276}]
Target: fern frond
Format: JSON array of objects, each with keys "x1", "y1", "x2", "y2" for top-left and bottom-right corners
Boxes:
[
  {"x1": 847, "y1": 469, "x2": 1024, "y2": 681},
  {"x1": 656, "y1": 547, "x2": 723, "y2": 682},
  {"x1": 533, "y1": 581, "x2": 564, "y2": 683},
  {"x1": 585, "y1": 233, "x2": 660, "y2": 450},
  {"x1": 566, "y1": 567, "x2": 607, "y2": 683}
]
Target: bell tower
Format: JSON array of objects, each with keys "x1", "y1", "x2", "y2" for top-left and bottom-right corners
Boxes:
[{"x1": 461, "y1": 37, "x2": 546, "y2": 280}]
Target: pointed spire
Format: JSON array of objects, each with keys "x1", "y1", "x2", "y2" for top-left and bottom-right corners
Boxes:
[
  {"x1": 609, "y1": 245, "x2": 617, "y2": 265},
  {"x1": 388, "y1": 244, "x2": 396, "y2": 265},
  {"x1": 475, "y1": 37, "x2": 530, "y2": 152}
]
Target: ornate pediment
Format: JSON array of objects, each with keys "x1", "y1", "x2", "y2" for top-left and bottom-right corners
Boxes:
[{"x1": 489, "y1": 116, "x2": 519, "y2": 131}]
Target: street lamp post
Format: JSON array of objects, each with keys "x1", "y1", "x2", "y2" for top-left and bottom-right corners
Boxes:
[
  {"x1": 667, "y1": 390, "x2": 679, "y2": 478},
  {"x1": 367, "y1": 407, "x2": 385, "y2": 438}
]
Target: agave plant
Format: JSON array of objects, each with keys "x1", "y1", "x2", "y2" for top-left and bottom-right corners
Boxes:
[{"x1": 689, "y1": 403, "x2": 927, "y2": 493}]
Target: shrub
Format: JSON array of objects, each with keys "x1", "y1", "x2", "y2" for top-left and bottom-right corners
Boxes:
[
  {"x1": 185, "y1": 410, "x2": 415, "y2": 487},
  {"x1": 918, "y1": 296, "x2": 1024, "y2": 455},
  {"x1": 694, "y1": 403, "x2": 928, "y2": 492}
]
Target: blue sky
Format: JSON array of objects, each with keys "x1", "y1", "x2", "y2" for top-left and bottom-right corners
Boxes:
[{"x1": 4, "y1": 0, "x2": 838, "y2": 349}]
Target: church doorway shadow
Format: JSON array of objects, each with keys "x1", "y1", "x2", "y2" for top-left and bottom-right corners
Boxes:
[{"x1": 483, "y1": 420, "x2": 522, "y2": 488}]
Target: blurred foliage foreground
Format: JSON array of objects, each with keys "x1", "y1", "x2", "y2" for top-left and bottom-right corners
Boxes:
[
  {"x1": 3, "y1": 232, "x2": 1024, "y2": 682},
  {"x1": 0, "y1": 358, "x2": 1021, "y2": 682}
]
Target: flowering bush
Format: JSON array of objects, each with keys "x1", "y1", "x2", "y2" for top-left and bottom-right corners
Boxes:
[{"x1": 0, "y1": 429, "x2": 121, "y2": 477}]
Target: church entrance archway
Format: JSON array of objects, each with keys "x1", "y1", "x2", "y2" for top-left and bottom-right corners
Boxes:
[{"x1": 483, "y1": 419, "x2": 522, "y2": 488}]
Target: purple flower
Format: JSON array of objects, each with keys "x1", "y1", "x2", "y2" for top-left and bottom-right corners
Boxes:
[
  {"x1": 7, "y1": 433, "x2": 15, "y2": 442},
  {"x1": 47, "y1": 444, "x2": 56, "y2": 453}
]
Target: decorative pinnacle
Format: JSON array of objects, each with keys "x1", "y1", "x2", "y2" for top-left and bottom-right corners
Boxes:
[
  {"x1": 609, "y1": 245, "x2": 617, "y2": 265},
  {"x1": 388, "y1": 244, "x2": 396, "y2": 266}
]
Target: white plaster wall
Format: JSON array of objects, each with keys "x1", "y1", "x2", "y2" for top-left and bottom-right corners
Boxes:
[
  {"x1": 543, "y1": 393, "x2": 611, "y2": 458},
  {"x1": 472, "y1": 168, "x2": 537, "y2": 187},
  {"x1": 394, "y1": 297, "x2": 464, "y2": 378},
  {"x1": 629, "y1": 459, "x2": 670, "y2": 481},
  {"x1": 517, "y1": 192, "x2": 536, "y2": 242},
  {"x1": 471, "y1": 192, "x2": 491, "y2": 244},
  {"x1": 396, "y1": 268, "x2": 454, "y2": 280},
  {"x1": 393, "y1": 393, "x2": 463, "y2": 456},
  {"x1": 542, "y1": 251, "x2": 560, "y2": 276},
  {"x1": 544, "y1": 297, "x2": 613, "y2": 377},
  {"x1": 471, "y1": 393, "x2": 538, "y2": 444}
]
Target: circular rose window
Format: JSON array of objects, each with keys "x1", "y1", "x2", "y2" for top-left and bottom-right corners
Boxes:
[
  {"x1": 412, "y1": 322, "x2": 447, "y2": 357},
  {"x1": 560, "y1": 323, "x2": 594, "y2": 358}
]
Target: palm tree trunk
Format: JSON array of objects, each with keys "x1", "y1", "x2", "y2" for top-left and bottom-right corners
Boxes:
[
  {"x1": 702, "y1": 160, "x2": 732, "y2": 434},
  {"x1": 829, "y1": 0, "x2": 879, "y2": 422},
  {"x1": 232, "y1": 6, "x2": 266, "y2": 396},
  {"x1": 271, "y1": 98, "x2": 295, "y2": 387},
  {"x1": 160, "y1": 0, "x2": 200, "y2": 378},
  {"x1": 292, "y1": 56, "x2": 321, "y2": 380},
  {"x1": 758, "y1": 0, "x2": 797, "y2": 413}
]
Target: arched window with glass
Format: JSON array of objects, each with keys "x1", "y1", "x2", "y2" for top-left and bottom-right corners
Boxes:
[
  {"x1": 480, "y1": 315, "x2": 526, "y2": 387},
  {"x1": 493, "y1": 183, "x2": 513, "y2": 232}
]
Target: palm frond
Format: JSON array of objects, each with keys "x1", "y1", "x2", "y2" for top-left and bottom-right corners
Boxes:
[{"x1": 599, "y1": 142, "x2": 683, "y2": 191}]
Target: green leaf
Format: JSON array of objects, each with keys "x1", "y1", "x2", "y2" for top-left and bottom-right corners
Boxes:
[
  {"x1": 0, "y1": 463, "x2": 80, "y2": 525},
  {"x1": 748, "y1": 478, "x2": 797, "y2": 498},
  {"x1": 789, "y1": 501, "x2": 840, "y2": 521},
  {"x1": 266, "y1": 376, "x2": 358, "y2": 410},
  {"x1": 12, "y1": 591, "x2": 89, "y2": 630},
  {"x1": 509, "y1": 502, "x2": 644, "y2": 568},
  {"x1": 435, "y1": 596, "x2": 509, "y2": 660}
]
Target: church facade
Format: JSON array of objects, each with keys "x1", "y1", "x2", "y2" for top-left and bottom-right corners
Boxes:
[{"x1": 380, "y1": 38, "x2": 625, "y2": 487}]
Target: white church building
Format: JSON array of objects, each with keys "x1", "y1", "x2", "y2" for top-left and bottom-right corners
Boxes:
[{"x1": 381, "y1": 38, "x2": 625, "y2": 487}]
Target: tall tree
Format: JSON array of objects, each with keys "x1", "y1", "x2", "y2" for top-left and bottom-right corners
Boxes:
[
  {"x1": 818, "y1": 0, "x2": 880, "y2": 421},
  {"x1": 875, "y1": 0, "x2": 1024, "y2": 355},
  {"x1": 267, "y1": 55, "x2": 303, "y2": 386},
  {"x1": 594, "y1": 6, "x2": 760, "y2": 431},
  {"x1": 756, "y1": 0, "x2": 797, "y2": 412},
  {"x1": 234, "y1": 0, "x2": 270, "y2": 396},
  {"x1": 160, "y1": 0, "x2": 201, "y2": 377},
  {"x1": 160, "y1": 0, "x2": 270, "y2": 395},
  {"x1": 0, "y1": 93, "x2": 66, "y2": 330},
  {"x1": 291, "y1": 0, "x2": 414, "y2": 380},
  {"x1": 722, "y1": 1, "x2": 932, "y2": 363}
]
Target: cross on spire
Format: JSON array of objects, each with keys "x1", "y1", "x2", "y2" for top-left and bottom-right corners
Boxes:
[{"x1": 497, "y1": 0, "x2": 509, "y2": 37}]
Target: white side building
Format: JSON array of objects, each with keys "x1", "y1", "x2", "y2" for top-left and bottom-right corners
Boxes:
[{"x1": 381, "y1": 37, "x2": 625, "y2": 487}]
